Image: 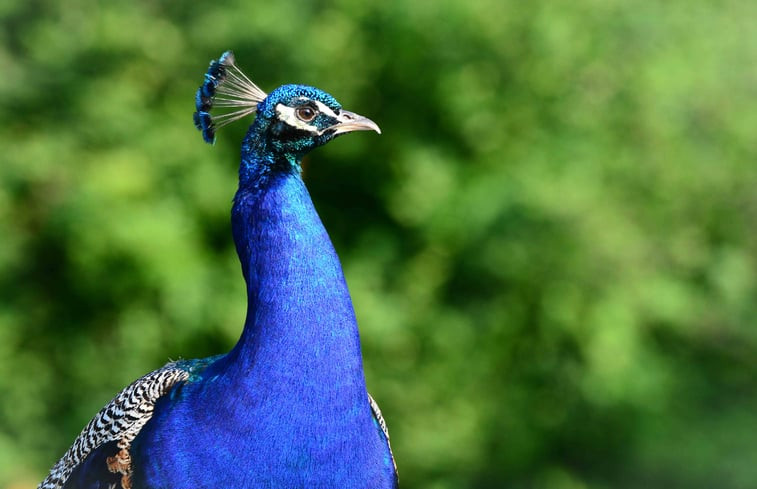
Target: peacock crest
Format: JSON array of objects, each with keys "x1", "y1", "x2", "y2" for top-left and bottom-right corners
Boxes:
[{"x1": 193, "y1": 51, "x2": 267, "y2": 144}]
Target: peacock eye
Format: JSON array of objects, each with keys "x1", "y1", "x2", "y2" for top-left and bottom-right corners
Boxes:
[{"x1": 296, "y1": 106, "x2": 317, "y2": 122}]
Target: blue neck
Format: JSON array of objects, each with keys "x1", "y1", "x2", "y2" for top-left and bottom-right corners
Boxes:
[
  {"x1": 132, "y1": 130, "x2": 396, "y2": 488},
  {"x1": 217, "y1": 143, "x2": 367, "y2": 404}
]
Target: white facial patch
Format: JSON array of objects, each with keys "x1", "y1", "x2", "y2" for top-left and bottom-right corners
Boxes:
[
  {"x1": 275, "y1": 104, "x2": 320, "y2": 134},
  {"x1": 311, "y1": 100, "x2": 339, "y2": 119},
  {"x1": 275, "y1": 99, "x2": 340, "y2": 135}
]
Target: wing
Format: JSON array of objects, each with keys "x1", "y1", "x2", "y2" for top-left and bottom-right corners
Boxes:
[
  {"x1": 368, "y1": 392, "x2": 398, "y2": 476},
  {"x1": 39, "y1": 363, "x2": 190, "y2": 489}
]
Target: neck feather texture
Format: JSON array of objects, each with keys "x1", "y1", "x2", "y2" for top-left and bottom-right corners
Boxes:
[
  {"x1": 131, "y1": 150, "x2": 396, "y2": 488},
  {"x1": 217, "y1": 152, "x2": 367, "y2": 402}
]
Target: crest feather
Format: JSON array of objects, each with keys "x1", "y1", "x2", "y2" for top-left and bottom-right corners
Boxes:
[{"x1": 193, "y1": 51, "x2": 268, "y2": 144}]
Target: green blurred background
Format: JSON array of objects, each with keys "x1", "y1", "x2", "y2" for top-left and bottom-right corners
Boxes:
[{"x1": 2, "y1": 1, "x2": 757, "y2": 487}]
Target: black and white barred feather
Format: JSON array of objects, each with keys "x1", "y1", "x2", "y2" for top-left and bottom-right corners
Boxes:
[
  {"x1": 368, "y1": 393, "x2": 397, "y2": 474},
  {"x1": 38, "y1": 362, "x2": 190, "y2": 489},
  {"x1": 40, "y1": 363, "x2": 391, "y2": 488}
]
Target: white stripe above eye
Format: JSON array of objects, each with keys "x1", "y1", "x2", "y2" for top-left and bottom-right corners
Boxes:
[
  {"x1": 275, "y1": 99, "x2": 341, "y2": 134},
  {"x1": 275, "y1": 104, "x2": 320, "y2": 134},
  {"x1": 292, "y1": 97, "x2": 340, "y2": 120},
  {"x1": 311, "y1": 100, "x2": 339, "y2": 119}
]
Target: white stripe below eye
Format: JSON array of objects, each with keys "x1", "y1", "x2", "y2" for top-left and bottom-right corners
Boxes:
[{"x1": 275, "y1": 104, "x2": 320, "y2": 133}]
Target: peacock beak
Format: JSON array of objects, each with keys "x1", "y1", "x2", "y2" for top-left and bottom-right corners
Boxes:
[{"x1": 330, "y1": 110, "x2": 381, "y2": 136}]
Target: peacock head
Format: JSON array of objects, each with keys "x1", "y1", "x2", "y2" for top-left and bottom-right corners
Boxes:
[{"x1": 193, "y1": 51, "x2": 380, "y2": 160}]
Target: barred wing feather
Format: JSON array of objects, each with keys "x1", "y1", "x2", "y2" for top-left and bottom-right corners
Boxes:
[{"x1": 39, "y1": 363, "x2": 190, "y2": 489}]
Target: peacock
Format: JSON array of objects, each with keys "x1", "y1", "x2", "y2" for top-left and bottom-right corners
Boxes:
[{"x1": 39, "y1": 51, "x2": 397, "y2": 489}]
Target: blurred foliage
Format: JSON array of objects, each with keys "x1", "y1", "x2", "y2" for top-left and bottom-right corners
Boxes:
[{"x1": 1, "y1": 0, "x2": 756, "y2": 488}]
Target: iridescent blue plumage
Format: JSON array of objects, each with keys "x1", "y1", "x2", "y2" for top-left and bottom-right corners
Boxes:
[{"x1": 40, "y1": 51, "x2": 395, "y2": 489}]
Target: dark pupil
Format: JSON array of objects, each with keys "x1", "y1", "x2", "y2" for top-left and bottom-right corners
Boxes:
[{"x1": 298, "y1": 107, "x2": 315, "y2": 121}]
